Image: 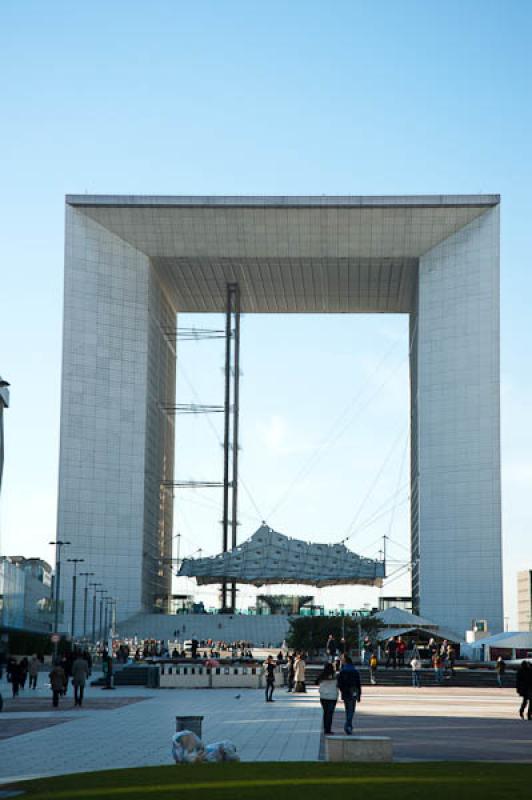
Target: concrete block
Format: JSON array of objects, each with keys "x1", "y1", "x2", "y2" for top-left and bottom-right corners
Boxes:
[{"x1": 325, "y1": 735, "x2": 393, "y2": 762}]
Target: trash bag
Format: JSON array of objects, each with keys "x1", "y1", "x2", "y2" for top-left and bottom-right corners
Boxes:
[
  {"x1": 203, "y1": 740, "x2": 240, "y2": 762},
  {"x1": 171, "y1": 730, "x2": 205, "y2": 764},
  {"x1": 172, "y1": 731, "x2": 239, "y2": 764}
]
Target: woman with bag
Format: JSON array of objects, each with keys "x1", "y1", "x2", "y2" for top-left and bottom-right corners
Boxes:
[
  {"x1": 293, "y1": 652, "x2": 306, "y2": 693},
  {"x1": 317, "y1": 662, "x2": 338, "y2": 734}
]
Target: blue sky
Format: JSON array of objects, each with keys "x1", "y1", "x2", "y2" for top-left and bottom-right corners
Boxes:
[{"x1": 1, "y1": 1, "x2": 531, "y2": 624}]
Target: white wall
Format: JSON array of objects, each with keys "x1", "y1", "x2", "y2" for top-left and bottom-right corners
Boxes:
[
  {"x1": 414, "y1": 206, "x2": 502, "y2": 635},
  {"x1": 58, "y1": 208, "x2": 175, "y2": 629}
]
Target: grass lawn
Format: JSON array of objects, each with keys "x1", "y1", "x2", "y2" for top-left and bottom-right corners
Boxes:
[{"x1": 12, "y1": 762, "x2": 532, "y2": 800}]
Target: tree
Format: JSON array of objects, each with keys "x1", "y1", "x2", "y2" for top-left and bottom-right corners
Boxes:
[{"x1": 286, "y1": 615, "x2": 381, "y2": 655}]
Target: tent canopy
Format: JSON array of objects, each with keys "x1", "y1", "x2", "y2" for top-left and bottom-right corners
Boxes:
[{"x1": 178, "y1": 525, "x2": 385, "y2": 588}]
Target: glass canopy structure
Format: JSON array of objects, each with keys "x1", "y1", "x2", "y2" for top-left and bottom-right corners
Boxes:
[{"x1": 178, "y1": 524, "x2": 385, "y2": 588}]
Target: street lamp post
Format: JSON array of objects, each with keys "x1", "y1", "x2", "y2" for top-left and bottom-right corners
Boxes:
[
  {"x1": 49, "y1": 540, "x2": 71, "y2": 657},
  {"x1": 106, "y1": 597, "x2": 116, "y2": 643},
  {"x1": 98, "y1": 591, "x2": 107, "y2": 642},
  {"x1": 79, "y1": 571, "x2": 95, "y2": 639},
  {"x1": 104, "y1": 598, "x2": 110, "y2": 638},
  {"x1": 110, "y1": 598, "x2": 117, "y2": 636},
  {"x1": 111, "y1": 597, "x2": 116, "y2": 636},
  {"x1": 67, "y1": 558, "x2": 84, "y2": 639},
  {"x1": 89, "y1": 583, "x2": 102, "y2": 643}
]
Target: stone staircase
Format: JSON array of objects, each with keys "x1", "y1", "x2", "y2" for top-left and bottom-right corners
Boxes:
[{"x1": 304, "y1": 664, "x2": 514, "y2": 688}]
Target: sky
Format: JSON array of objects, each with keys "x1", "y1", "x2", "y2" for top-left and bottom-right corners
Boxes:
[{"x1": 1, "y1": 0, "x2": 531, "y2": 626}]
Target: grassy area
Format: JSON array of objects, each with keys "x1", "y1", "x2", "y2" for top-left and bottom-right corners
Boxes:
[{"x1": 13, "y1": 762, "x2": 532, "y2": 800}]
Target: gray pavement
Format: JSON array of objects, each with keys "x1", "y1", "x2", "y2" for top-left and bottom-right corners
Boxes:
[
  {"x1": 0, "y1": 676, "x2": 531, "y2": 784},
  {"x1": 329, "y1": 685, "x2": 532, "y2": 762}
]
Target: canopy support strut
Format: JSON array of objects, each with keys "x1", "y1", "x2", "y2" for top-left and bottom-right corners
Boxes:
[{"x1": 222, "y1": 282, "x2": 241, "y2": 611}]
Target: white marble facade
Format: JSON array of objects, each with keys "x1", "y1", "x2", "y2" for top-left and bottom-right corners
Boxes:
[
  {"x1": 58, "y1": 196, "x2": 502, "y2": 636},
  {"x1": 59, "y1": 207, "x2": 175, "y2": 631}
]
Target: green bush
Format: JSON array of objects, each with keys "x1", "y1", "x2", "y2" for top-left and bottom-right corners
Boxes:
[{"x1": 286, "y1": 615, "x2": 380, "y2": 655}]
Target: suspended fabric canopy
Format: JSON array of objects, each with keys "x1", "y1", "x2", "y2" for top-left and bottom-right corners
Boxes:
[{"x1": 178, "y1": 524, "x2": 385, "y2": 588}]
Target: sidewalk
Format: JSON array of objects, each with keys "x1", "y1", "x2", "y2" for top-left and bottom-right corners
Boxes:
[{"x1": 0, "y1": 677, "x2": 321, "y2": 783}]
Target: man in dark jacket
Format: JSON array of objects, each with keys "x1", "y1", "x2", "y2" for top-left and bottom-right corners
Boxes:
[
  {"x1": 49, "y1": 661, "x2": 67, "y2": 708},
  {"x1": 385, "y1": 637, "x2": 397, "y2": 669},
  {"x1": 516, "y1": 661, "x2": 532, "y2": 719},
  {"x1": 337, "y1": 654, "x2": 362, "y2": 734},
  {"x1": 264, "y1": 655, "x2": 276, "y2": 702}
]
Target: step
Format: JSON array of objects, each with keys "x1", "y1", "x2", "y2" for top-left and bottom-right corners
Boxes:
[{"x1": 325, "y1": 735, "x2": 393, "y2": 762}]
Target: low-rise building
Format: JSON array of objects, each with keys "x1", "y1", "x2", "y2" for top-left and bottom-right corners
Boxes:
[{"x1": 0, "y1": 556, "x2": 54, "y2": 634}]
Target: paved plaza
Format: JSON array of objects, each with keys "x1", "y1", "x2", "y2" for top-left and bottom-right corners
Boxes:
[{"x1": 1, "y1": 675, "x2": 531, "y2": 784}]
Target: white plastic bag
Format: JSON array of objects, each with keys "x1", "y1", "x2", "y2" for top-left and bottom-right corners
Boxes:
[
  {"x1": 171, "y1": 730, "x2": 205, "y2": 764},
  {"x1": 172, "y1": 730, "x2": 239, "y2": 764},
  {"x1": 203, "y1": 740, "x2": 240, "y2": 762}
]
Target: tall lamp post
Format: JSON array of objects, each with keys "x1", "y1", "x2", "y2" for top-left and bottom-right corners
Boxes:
[
  {"x1": 106, "y1": 597, "x2": 116, "y2": 644},
  {"x1": 49, "y1": 540, "x2": 70, "y2": 656},
  {"x1": 109, "y1": 598, "x2": 117, "y2": 636},
  {"x1": 339, "y1": 603, "x2": 345, "y2": 641},
  {"x1": 79, "y1": 571, "x2": 95, "y2": 639},
  {"x1": 67, "y1": 558, "x2": 84, "y2": 639},
  {"x1": 90, "y1": 582, "x2": 102, "y2": 642},
  {"x1": 103, "y1": 598, "x2": 110, "y2": 638},
  {"x1": 97, "y1": 590, "x2": 107, "y2": 643}
]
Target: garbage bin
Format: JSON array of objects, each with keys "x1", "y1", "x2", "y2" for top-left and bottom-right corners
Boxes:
[
  {"x1": 147, "y1": 666, "x2": 160, "y2": 688},
  {"x1": 176, "y1": 715, "x2": 203, "y2": 738}
]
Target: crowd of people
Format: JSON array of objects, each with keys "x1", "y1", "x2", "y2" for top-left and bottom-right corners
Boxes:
[
  {"x1": 123, "y1": 638, "x2": 254, "y2": 662},
  {"x1": 6, "y1": 655, "x2": 42, "y2": 696},
  {"x1": 2, "y1": 630, "x2": 531, "y2": 728},
  {"x1": 358, "y1": 634, "x2": 459, "y2": 686},
  {"x1": 261, "y1": 651, "x2": 308, "y2": 702},
  {"x1": 259, "y1": 633, "x2": 532, "y2": 734},
  {"x1": 5, "y1": 649, "x2": 93, "y2": 707}
]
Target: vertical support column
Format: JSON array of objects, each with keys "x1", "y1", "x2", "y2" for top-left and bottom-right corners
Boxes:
[
  {"x1": 230, "y1": 284, "x2": 241, "y2": 611},
  {"x1": 221, "y1": 283, "x2": 241, "y2": 612},
  {"x1": 221, "y1": 287, "x2": 232, "y2": 610}
]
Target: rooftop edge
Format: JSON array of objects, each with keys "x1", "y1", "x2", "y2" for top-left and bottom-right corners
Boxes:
[{"x1": 66, "y1": 193, "x2": 500, "y2": 209}]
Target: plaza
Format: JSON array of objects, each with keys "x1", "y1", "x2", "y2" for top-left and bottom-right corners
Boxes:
[{"x1": 1, "y1": 675, "x2": 531, "y2": 786}]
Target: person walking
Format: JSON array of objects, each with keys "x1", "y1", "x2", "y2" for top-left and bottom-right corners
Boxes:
[
  {"x1": 495, "y1": 656, "x2": 506, "y2": 688},
  {"x1": 337, "y1": 654, "x2": 362, "y2": 735},
  {"x1": 447, "y1": 644, "x2": 456, "y2": 676},
  {"x1": 428, "y1": 637, "x2": 438, "y2": 663},
  {"x1": 286, "y1": 653, "x2": 295, "y2": 692},
  {"x1": 369, "y1": 653, "x2": 378, "y2": 685},
  {"x1": 9, "y1": 659, "x2": 21, "y2": 698},
  {"x1": 410, "y1": 654, "x2": 422, "y2": 687},
  {"x1": 264, "y1": 655, "x2": 276, "y2": 702},
  {"x1": 72, "y1": 650, "x2": 90, "y2": 707},
  {"x1": 433, "y1": 653, "x2": 444, "y2": 685},
  {"x1": 397, "y1": 637, "x2": 406, "y2": 668},
  {"x1": 326, "y1": 635, "x2": 337, "y2": 662},
  {"x1": 317, "y1": 662, "x2": 338, "y2": 735},
  {"x1": 294, "y1": 653, "x2": 306, "y2": 693},
  {"x1": 19, "y1": 657, "x2": 28, "y2": 690},
  {"x1": 516, "y1": 661, "x2": 532, "y2": 719},
  {"x1": 385, "y1": 637, "x2": 397, "y2": 669},
  {"x1": 361, "y1": 636, "x2": 373, "y2": 666},
  {"x1": 29, "y1": 654, "x2": 40, "y2": 690},
  {"x1": 49, "y1": 660, "x2": 67, "y2": 708}
]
